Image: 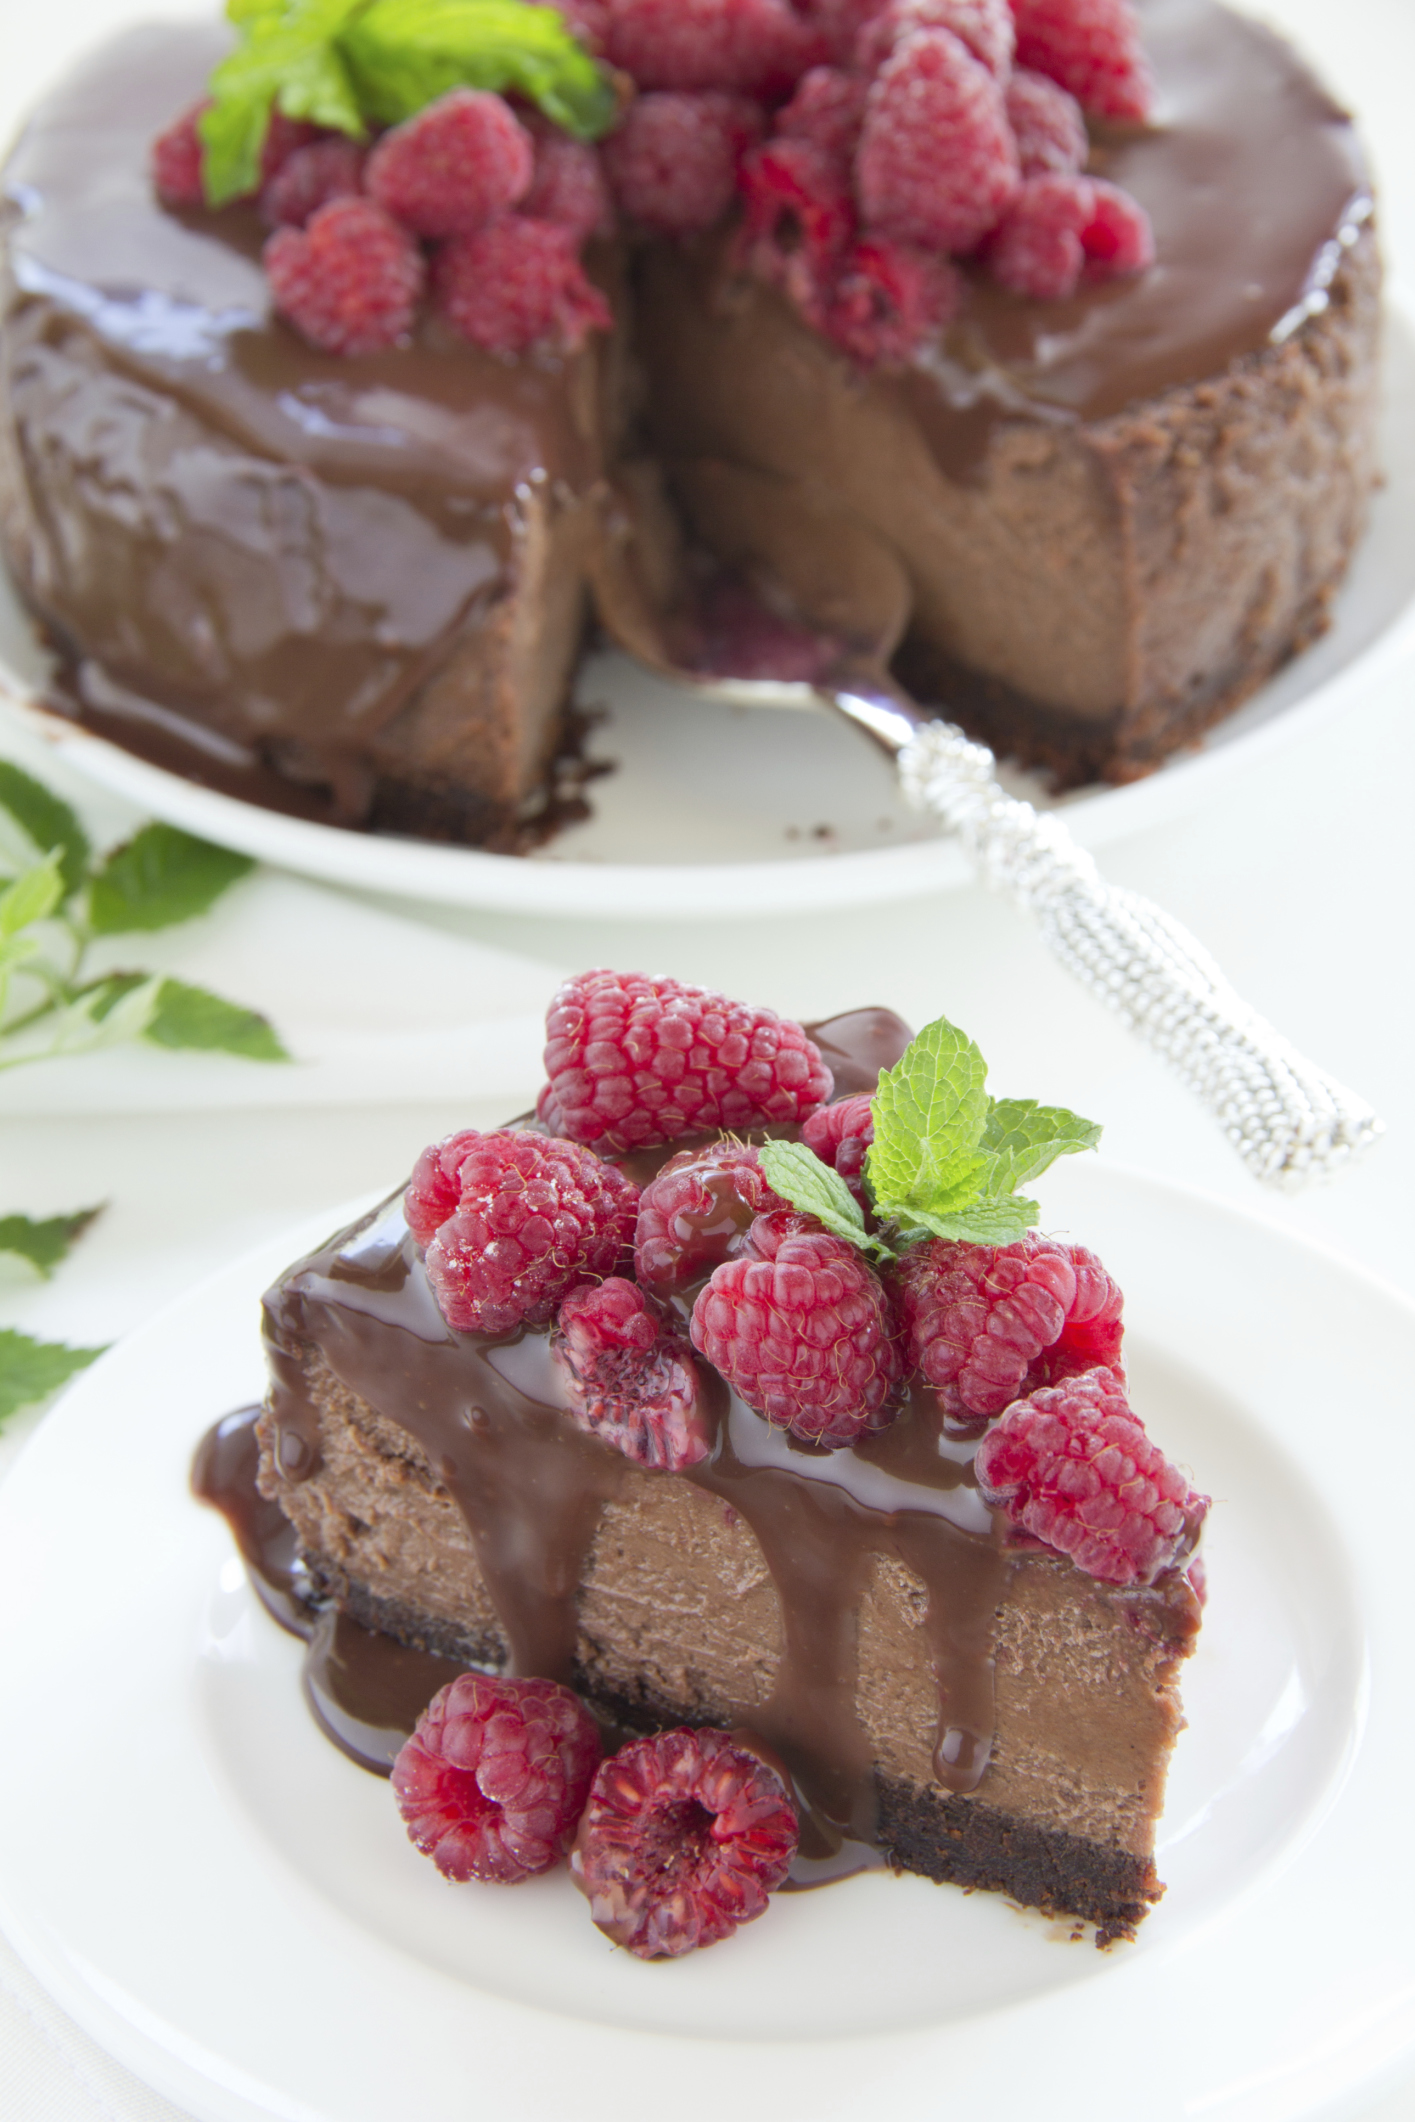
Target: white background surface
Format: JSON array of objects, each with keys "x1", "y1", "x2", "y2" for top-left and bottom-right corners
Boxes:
[{"x1": 2, "y1": 0, "x2": 1415, "y2": 2115}]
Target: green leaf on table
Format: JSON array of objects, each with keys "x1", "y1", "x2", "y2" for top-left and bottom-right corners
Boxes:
[
  {"x1": 0, "y1": 1208, "x2": 103, "y2": 1278},
  {"x1": 0, "y1": 854, "x2": 64, "y2": 941},
  {"x1": 0, "y1": 1329, "x2": 106, "y2": 1426},
  {"x1": 87, "y1": 825, "x2": 254, "y2": 934},
  {"x1": 757, "y1": 1139, "x2": 889, "y2": 1258},
  {"x1": 145, "y1": 978, "x2": 291, "y2": 1062},
  {"x1": 0, "y1": 762, "x2": 91, "y2": 897},
  {"x1": 339, "y1": 0, "x2": 620, "y2": 138}
]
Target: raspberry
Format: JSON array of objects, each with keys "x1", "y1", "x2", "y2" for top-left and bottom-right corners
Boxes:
[
  {"x1": 604, "y1": 0, "x2": 812, "y2": 96},
  {"x1": 794, "y1": 0, "x2": 891, "y2": 67},
  {"x1": 741, "y1": 138, "x2": 855, "y2": 271},
  {"x1": 774, "y1": 67, "x2": 869, "y2": 163},
  {"x1": 634, "y1": 1140, "x2": 789, "y2": 1290},
  {"x1": 405, "y1": 1128, "x2": 638, "y2": 1334},
  {"x1": 986, "y1": 171, "x2": 1151, "y2": 299},
  {"x1": 392, "y1": 1675, "x2": 602, "y2": 1882},
  {"x1": 264, "y1": 198, "x2": 424, "y2": 356},
  {"x1": 801, "y1": 1091, "x2": 874, "y2": 1199},
  {"x1": 557, "y1": 0, "x2": 611, "y2": 49},
  {"x1": 974, "y1": 1366, "x2": 1208, "y2": 1585},
  {"x1": 523, "y1": 120, "x2": 614, "y2": 241},
  {"x1": 433, "y1": 214, "x2": 613, "y2": 354},
  {"x1": 554, "y1": 1278, "x2": 713, "y2": 1469},
  {"x1": 894, "y1": 1230, "x2": 1124, "y2": 1423},
  {"x1": 857, "y1": 29, "x2": 1020, "y2": 254},
  {"x1": 261, "y1": 137, "x2": 365, "y2": 228},
  {"x1": 571, "y1": 1728, "x2": 797, "y2": 1957},
  {"x1": 541, "y1": 969, "x2": 833, "y2": 1152},
  {"x1": 825, "y1": 236, "x2": 961, "y2": 364},
  {"x1": 691, "y1": 1210, "x2": 902, "y2": 1445},
  {"x1": 365, "y1": 89, "x2": 534, "y2": 238},
  {"x1": 151, "y1": 102, "x2": 208, "y2": 207},
  {"x1": 1010, "y1": 0, "x2": 1153, "y2": 123},
  {"x1": 602, "y1": 91, "x2": 763, "y2": 236},
  {"x1": 261, "y1": 111, "x2": 321, "y2": 183},
  {"x1": 1005, "y1": 67, "x2": 1088, "y2": 175},
  {"x1": 855, "y1": 0, "x2": 1014, "y2": 82}
]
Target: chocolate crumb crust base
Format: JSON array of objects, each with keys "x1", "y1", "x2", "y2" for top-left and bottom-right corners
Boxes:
[{"x1": 230, "y1": 1008, "x2": 1203, "y2": 1941}]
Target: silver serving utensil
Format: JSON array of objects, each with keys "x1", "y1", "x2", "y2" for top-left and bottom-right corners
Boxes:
[{"x1": 593, "y1": 462, "x2": 1383, "y2": 1189}]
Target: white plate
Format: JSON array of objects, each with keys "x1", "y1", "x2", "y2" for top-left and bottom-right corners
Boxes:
[
  {"x1": 3, "y1": 230, "x2": 1413, "y2": 918},
  {"x1": 0, "y1": 1160, "x2": 1412, "y2": 2122}
]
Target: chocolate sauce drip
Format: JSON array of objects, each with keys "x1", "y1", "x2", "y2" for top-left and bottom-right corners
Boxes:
[
  {"x1": 303, "y1": 1608, "x2": 474, "y2": 1774},
  {"x1": 191, "y1": 1404, "x2": 316, "y2": 1636}
]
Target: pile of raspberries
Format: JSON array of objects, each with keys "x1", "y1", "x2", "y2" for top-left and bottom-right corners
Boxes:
[
  {"x1": 151, "y1": 0, "x2": 1154, "y2": 365},
  {"x1": 406, "y1": 968, "x2": 1209, "y2": 1594}
]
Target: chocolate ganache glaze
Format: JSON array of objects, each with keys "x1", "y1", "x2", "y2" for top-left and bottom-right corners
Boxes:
[{"x1": 199, "y1": 1008, "x2": 1201, "y2": 1897}]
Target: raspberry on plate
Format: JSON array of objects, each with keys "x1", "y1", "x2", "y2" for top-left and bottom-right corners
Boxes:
[
  {"x1": 857, "y1": 27, "x2": 1020, "y2": 254},
  {"x1": 634, "y1": 1140, "x2": 789, "y2": 1290},
  {"x1": 895, "y1": 1230, "x2": 1124, "y2": 1423},
  {"x1": 433, "y1": 214, "x2": 613, "y2": 354},
  {"x1": 571, "y1": 1727, "x2": 798, "y2": 1956},
  {"x1": 261, "y1": 137, "x2": 365, "y2": 229},
  {"x1": 405, "y1": 1128, "x2": 638, "y2": 1334},
  {"x1": 540, "y1": 969, "x2": 833, "y2": 1153},
  {"x1": 602, "y1": 90, "x2": 764, "y2": 235},
  {"x1": 392, "y1": 1675, "x2": 602, "y2": 1882},
  {"x1": 691, "y1": 1209, "x2": 903, "y2": 1446},
  {"x1": 554, "y1": 1278, "x2": 713, "y2": 1469},
  {"x1": 1010, "y1": 0, "x2": 1154, "y2": 123},
  {"x1": 1005, "y1": 67, "x2": 1088, "y2": 176},
  {"x1": 264, "y1": 197, "x2": 424, "y2": 356},
  {"x1": 365, "y1": 88, "x2": 534, "y2": 238},
  {"x1": 974, "y1": 1365, "x2": 1208, "y2": 1585}
]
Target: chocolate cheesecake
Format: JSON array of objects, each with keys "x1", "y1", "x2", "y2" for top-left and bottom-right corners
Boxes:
[
  {"x1": 0, "y1": 0, "x2": 1378, "y2": 828},
  {"x1": 236, "y1": 1004, "x2": 1204, "y2": 1941}
]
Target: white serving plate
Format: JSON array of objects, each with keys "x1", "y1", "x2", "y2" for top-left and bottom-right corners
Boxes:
[{"x1": 0, "y1": 1159, "x2": 1412, "y2": 2122}]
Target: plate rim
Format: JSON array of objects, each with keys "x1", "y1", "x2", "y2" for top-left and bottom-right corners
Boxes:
[{"x1": 1, "y1": 1159, "x2": 1414, "y2": 2122}]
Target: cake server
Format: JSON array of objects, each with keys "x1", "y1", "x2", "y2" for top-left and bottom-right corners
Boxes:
[{"x1": 594, "y1": 471, "x2": 1383, "y2": 1191}]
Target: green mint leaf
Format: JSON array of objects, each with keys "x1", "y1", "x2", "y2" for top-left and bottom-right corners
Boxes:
[
  {"x1": 339, "y1": 0, "x2": 619, "y2": 138},
  {"x1": 202, "y1": 0, "x2": 367, "y2": 202},
  {"x1": 0, "y1": 763, "x2": 91, "y2": 897},
  {"x1": 0, "y1": 1207, "x2": 102, "y2": 1278},
  {"x1": 0, "y1": 1329, "x2": 106, "y2": 1426},
  {"x1": 894, "y1": 1194, "x2": 1042, "y2": 1249},
  {"x1": 976, "y1": 1098, "x2": 1101, "y2": 1197},
  {"x1": 47, "y1": 974, "x2": 164, "y2": 1056},
  {"x1": 87, "y1": 825, "x2": 254, "y2": 935},
  {"x1": 757, "y1": 1139, "x2": 889, "y2": 1258},
  {"x1": 865, "y1": 1014, "x2": 992, "y2": 1225},
  {"x1": 145, "y1": 978, "x2": 291, "y2": 1062},
  {"x1": 0, "y1": 854, "x2": 64, "y2": 941}
]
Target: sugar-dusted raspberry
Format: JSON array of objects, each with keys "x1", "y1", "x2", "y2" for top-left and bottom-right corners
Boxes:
[
  {"x1": 264, "y1": 198, "x2": 424, "y2": 356},
  {"x1": 740, "y1": 138, "x2": 856, "y2": 309},
  {"x1": 433, "y1": 214, "x2": 613, "y2": 354},
  {"x1": 261, "y1": 137, "x2": 365, "y2": 228},
  {"x1": 691, "y1": 1210, "x2": 902, "y2": 1445},
  {"x1": 825, "y1": 236, "x2": 960, "y2": 365},
  {"x1": 986, "y1": 171, "x2": 1150, "y2": 298},
  {"x1": 857, "y1": 29, "x2": 1020, "y2": 253},
  {"x1": 554, "y1": 1277, "x2": 713, "y2": 1469},
  {"x1": 542, "y1": 969, "x2": 833, "y2": 1152},
  {"x1": 855, "y1": 0, "x2": 1014, "y2": 82},
  {"x1": 774, "y1": 66, "x2": 869, "y2": 163},
  {"x1": 801, "y1": 1091, "x2": 875, "y2": 1198},
  {"x1": 571, "y1": 1727, "x2": 798, "y2": 1956},
  {"x1": 365, "y1": 88, "x2": 533, "y2": 238},
  {"x1": 392, "y1": 1674, "x2": 602, "y2": 1882},
  {"x1": 603, "y1": 0, "x2": 812, "y2": 95},
  {"x1": 523, "y1": 119, "x2": 614, "y2": 241},
  {"x1": 974, "y1": 1366, "x2": 1207, "y2": 1585},
  {"x1": 151, "y1": 102, "x2": 209, "y2": 207},
  {"x1": 895, "y1": 1229, "x2": 1123, "y2": 1423},
  {"x1": 601, "y1": 90, "x2": 763, "y2": 235},
  {"x1": 406, "y1": 1128, "x2": 638, "y2": 1333},
  {"x1": 634, "y1": 1140, "x2": 789, "y2": 1290},
  {"x1": 1010, "y1": 0, "x2": 1153, "y2": 123},
  {"x1": 1005, "y1": 66, "x2": 1087, "y2": 175}
]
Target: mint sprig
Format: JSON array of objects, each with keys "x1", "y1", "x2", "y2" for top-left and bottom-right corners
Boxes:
[
  {"x1": 200, "y1": 0, "x2": 619, "y2": 205},
  {"x1": 765, "y1": 1014, "x2": 1099, "y2": 1255}
]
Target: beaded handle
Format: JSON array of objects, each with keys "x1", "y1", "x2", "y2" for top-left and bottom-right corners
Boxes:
[{"x1": 895, "y1": 720, "x2": 1382, "y2": 1188}]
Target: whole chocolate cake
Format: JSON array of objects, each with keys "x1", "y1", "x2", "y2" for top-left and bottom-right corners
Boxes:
[
  {"x1": 204, "y1": 978, "x2": 1208, "y2": 1949},
  {"x1": 0, "y1": 0, "x2": 1380, "y2": 836}
]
